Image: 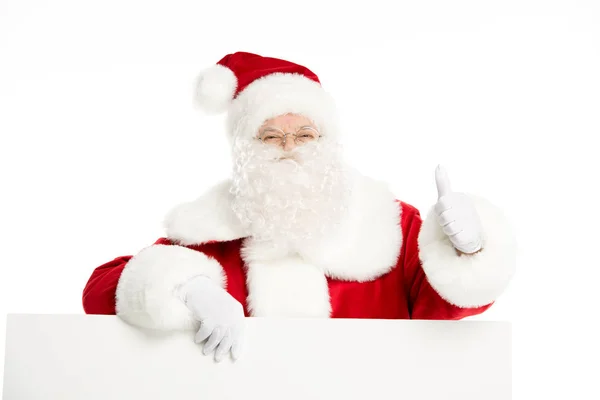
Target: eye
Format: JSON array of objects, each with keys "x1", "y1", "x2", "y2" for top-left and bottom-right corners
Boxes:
[{"x1": 297, "y1": 129, "x2": 318, "y2": 138}]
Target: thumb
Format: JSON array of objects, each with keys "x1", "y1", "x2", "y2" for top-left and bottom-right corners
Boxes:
[{"x1": 435, "y1": 164, "x2": 452, "y2": 199}]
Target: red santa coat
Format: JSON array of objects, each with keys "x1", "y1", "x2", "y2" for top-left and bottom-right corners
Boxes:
[{"x1": 82, "y1": 173, "x2": 516, "y2": 330}]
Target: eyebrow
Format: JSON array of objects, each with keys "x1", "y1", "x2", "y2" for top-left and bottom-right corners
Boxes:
[
  {"x1": 260, "y1": 127, "x2": 282, "y2": 133},
  {"x1": 260, "y1": 125, "x2": 317, "y2": 132}
]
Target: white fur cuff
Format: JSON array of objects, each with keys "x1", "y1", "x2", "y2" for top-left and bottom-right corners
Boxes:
[
  {"x1": 115, "y1": 244, "x2": 226, "y2": 330},
  {"x1": 417, "y1": 194, "x2": 517, "y2": 308}
]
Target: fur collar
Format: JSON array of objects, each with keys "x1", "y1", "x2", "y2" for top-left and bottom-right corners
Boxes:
[{"x1": 163, "y1": 170, "x2": 402, "y2": 282}]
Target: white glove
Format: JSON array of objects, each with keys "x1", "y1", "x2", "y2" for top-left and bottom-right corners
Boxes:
[
  {"x1": 434, "y1": 165, "x2": 483, "y2": 254},
  {"x1": 177, "y1": 275, "x2": 245, "y2": 362}
]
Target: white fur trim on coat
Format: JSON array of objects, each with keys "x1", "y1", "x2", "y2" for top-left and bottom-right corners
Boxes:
[
  {"x1": 115, "y1": 244, "x2": 226, "y2": 331},
  {"x1": 300, "y1": 170, "x2": 402, "y2": 282},
  {"x1": 226, "y1": 72, "x2": 341, "y2": 142},
  {"x1": 163, "y1": 180, "x2": 248, "y2": 247},
  {"x1": 164, "y1": 171, "x2": 403, "y2": 282},
  {"x1": 417, "y1": 194, "x2": 517, "y2": 308},
  {"x1": 241, "y1": 241, "x2": 331, "y2": 317}
]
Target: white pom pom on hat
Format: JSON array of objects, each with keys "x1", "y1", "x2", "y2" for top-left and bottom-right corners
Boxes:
[{"x1": 194, "y1": 64, "x2": 237, "y2": 115}]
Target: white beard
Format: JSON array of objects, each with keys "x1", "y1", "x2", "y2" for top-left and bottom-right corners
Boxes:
[{"x1": 230, "y1": 136, "x2": 352, "y2": 255}]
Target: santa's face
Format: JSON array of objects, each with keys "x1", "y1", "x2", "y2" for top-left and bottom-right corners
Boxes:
[
  {"x1": 230, "y1": 113, "x2": 352, "y2": 251},
  {"x1": 256, "y1": 114, "x2": 321, "y2": 154}
]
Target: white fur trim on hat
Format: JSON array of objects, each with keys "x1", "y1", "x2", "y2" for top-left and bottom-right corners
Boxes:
[
  {"x1": 194, "y1": 64, "x2": 238, "y2": 115},
  {"x1": 226, "y1": 72, "x2": 340, "y2": 141}
]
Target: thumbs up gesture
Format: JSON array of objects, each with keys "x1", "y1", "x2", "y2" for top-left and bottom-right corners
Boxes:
[{"x1": 434, "y1": 165, "x2": 483, "y2": 254}]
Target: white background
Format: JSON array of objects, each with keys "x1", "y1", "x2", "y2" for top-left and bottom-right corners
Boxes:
[{"x1": 0, "y1": 0, "x2": 598, "y2": 398}]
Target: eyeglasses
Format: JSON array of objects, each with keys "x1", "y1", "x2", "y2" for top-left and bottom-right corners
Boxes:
[{"x1": 257, "y1": 126, "x2": 321, "y2": 146}]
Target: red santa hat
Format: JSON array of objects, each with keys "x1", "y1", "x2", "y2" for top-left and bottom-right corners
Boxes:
[{"x1": 194, "y1": 51, "x2": 340, "y2": 141}]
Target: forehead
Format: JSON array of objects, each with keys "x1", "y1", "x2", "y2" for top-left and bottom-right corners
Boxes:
[{"x1": 262, "y1": 113, "x2": 315, "y2": 128}]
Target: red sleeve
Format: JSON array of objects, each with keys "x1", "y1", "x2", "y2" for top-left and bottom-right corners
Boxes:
[
  {"x1": 400, "y1": 202, "x2": 492, "y2": 320},
  {"x1": 82, "y1": 255, "x2": 129, "y2": 315},
  {"x1": 81, "y1": 237, "x2": 173, "y2": 315}
]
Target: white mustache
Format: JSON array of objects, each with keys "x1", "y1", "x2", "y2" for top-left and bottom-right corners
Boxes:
[{"x1": 277, "y1": 153, "x2": 296, "y2": 160}]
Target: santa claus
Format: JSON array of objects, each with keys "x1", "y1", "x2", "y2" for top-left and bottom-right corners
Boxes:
[{"x1": 82, "y1": 51, "x2": 517, "y2": 362}]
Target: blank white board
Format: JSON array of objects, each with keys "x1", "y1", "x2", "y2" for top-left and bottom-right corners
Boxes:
[{"x1": 2, "y1": 314, "x2": 510, "y2": 399}]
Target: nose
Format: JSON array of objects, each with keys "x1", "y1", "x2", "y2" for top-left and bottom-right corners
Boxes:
[{"x1": 282, "y1": 137, "x2": 297, "y2": 151}]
